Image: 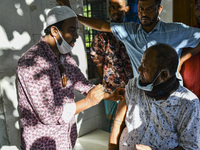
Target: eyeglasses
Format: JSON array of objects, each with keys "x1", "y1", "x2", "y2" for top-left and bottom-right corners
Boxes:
[{"x1": 138, "y1": 5, "x2": 158, "y2": 13}]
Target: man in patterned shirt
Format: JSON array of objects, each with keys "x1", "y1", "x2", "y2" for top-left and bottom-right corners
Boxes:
[
  {"x1": 90, "y1": 0, "x2": 133, "y2": 131},
  {"x1": 17, "y1": 6, "x2": 118, "y2": 150},
  {"x1": 109, "y1": 44, "x2": 200, "y2": 150}
]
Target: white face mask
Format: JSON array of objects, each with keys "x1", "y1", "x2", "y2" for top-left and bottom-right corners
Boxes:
[
  {"x1": 137, "y1": 70, "x2": 163, "y2": 91},
  {"x1": 53, "y1": 27, "x2": 73, "y2": 54}
]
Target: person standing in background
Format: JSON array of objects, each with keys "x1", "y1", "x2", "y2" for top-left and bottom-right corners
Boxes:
[
  {"x1": 89, "y1": 0, "x2": 133, "y2": 131},
  {"x1": 58, "y1": 0, "x2": 200, "y2": 79},
  {"x1": 180, "y1": 0, "x2": 200, "y2": 100}
]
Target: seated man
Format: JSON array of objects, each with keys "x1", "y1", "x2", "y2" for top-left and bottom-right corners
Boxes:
[{"x1": 109, "y1": 43, "x2": 200, "y2": 150}]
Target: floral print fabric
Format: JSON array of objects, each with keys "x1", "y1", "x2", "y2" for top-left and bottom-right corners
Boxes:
[
  {"x1": 90, "y1": 32, "x2": 133, "y2": 93},
  {"x1": 17, "y1": 38, "x2": 93, "y2": 150}
]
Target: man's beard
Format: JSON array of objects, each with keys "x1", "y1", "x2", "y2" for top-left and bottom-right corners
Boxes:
[{"x1": 139, "y1": 13, "x2": 158, "y2": 27}]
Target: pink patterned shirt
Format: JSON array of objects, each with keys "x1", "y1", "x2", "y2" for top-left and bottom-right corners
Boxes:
[{"x1": 17, "y1": 37, "x2": 93, "y2": 150}]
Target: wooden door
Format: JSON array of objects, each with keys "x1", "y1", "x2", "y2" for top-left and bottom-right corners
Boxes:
[{"x1": 173, "y1": 0, "x2": 197, "y2": 26}]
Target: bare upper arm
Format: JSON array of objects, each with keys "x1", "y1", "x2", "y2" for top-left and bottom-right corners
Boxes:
[{"x1": 78, "y1": 15, "x2": 111, "y2": 32}]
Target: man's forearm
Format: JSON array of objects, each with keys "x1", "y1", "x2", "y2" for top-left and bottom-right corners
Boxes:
[
  {"x1": 57, "y1": 0, "x2": 112, "y2": 32},
  {"x1": 78, "y1": 15, "x2": 111, "y2": 32},
  {"x1": 109, "y1": 121, "x2": 125, "y2": 150},
  {"x1": 180, "y1": 42, "x2": 200, "y2": 65},
  {"x1": 75, "y1": 98, "x2": 92, "y2": 115},
  {"x1": 109, "y1": 98, "x2": 127, "y2": 150}
]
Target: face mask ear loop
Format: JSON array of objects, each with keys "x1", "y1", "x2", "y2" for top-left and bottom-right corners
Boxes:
[
  {"x1": 152, "y1": 69, "x2": 164, "y2": 86},
  {"x1": 54, "y1": 27, "x2": 65, "y2": 44},
  {"x1": 53, "y1": 36, "x2": 60, "y2": 46},
  {"x1": 53, "y1": 26, "x2": 73, "y2": 54},
  {"x1": 52, "y1": 26, "x2": 62, "y2": 46}
]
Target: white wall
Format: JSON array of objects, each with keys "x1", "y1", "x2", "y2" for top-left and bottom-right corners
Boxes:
[
  {"x1": 0, "y1": 0, "x2": 107, "y2": 149},
  {"x1": 160, "y1": 0, "x2": 173, "y2": 22},
  {"x1": 0, "y1": 0, "x2": 173, "y2": 149}
]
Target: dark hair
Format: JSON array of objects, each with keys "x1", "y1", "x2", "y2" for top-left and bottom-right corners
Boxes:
[
  {"x1": 148, "y1": 43, "x2": 178, "y2": 76},
  {"x1": 195, "y1": 0, "x2": 198, "y2": 5},
  {"x1": 137, "y1": 0, "x2": 162, "y2": 6},
  {"x1": 44, "y1": 20, "x2": 65, "y2": 35}
]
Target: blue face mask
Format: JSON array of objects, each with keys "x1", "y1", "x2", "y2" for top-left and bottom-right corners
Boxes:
[{"x1": 137, "y1": 71, "x2": 163, "y2": 91}]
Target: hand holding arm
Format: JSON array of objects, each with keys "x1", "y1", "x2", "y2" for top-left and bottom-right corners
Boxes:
[
  {"x1": 104, "y1": 87, "x2": 125, "y2": 101},
  {"x1": 75, "y1": 84, "x2": 104, "y2": 114}
]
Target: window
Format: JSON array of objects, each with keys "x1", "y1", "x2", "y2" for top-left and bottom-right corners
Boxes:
[{"x1": 83, "y1": 0, "x2": 107, "y2": 79}]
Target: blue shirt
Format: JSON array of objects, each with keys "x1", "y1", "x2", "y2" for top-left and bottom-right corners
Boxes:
[{"x1": 111, "y1": 20, "x2": 200, "y2": 77}]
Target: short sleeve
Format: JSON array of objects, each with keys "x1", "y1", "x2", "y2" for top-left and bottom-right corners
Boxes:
[
  {"x1": 111, "y1": 22, "x2": 129, "y2": 41},
  {"x1": 175, "y1": 23, "x2": 200, "y2": 49}
]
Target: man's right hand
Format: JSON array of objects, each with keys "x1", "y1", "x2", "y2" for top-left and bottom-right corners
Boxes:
[
  {"x1": 56, "y1": 0, "x2": 70, "y2": 6},
  {"x1": 85, "y1": 84, "x2": 104, "y2": 107}
]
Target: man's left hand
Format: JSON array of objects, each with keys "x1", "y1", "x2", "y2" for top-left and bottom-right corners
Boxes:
[{"x1": 135, "y1": 144, "x2": 152, "y2": 150}]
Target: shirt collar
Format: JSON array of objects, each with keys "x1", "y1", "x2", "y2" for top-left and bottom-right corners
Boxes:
[
  {"x1": 40, "y1": 37, "x2": 61, "y2": 65},
  {"x1": 150, "y1": 85, "x2": 182, "y2": 107}
]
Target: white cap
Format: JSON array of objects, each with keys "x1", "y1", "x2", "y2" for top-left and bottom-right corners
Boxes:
[{"x1": 46, "y1": 6, "x2": 77, "y2": 27}]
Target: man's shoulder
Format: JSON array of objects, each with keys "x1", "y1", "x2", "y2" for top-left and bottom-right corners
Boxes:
[
  {"x1": 160, "y1": 20, "x2": 192, "y2": 30},
  {"x1": 17, "y1": 40, "x2": 47, "y2": 69},
  {"x1": 173, "y1": 85, "x2": 199, "y2": 103}
]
